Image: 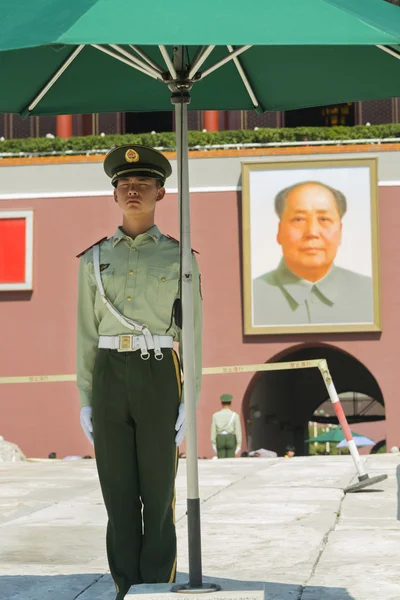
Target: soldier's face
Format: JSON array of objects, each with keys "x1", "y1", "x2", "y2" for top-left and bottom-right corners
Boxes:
[
  {"x1": 114, "y1": 176, "x2": 165, "y2": 217},
  {"x1": 277, "y1": 183, "x2": 342, "y2": 280}
]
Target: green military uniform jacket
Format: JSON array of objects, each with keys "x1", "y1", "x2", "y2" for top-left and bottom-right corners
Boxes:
[
  {"x1": 77, "y1": 225, "x2": 202, "y2": 408},
  {"x1": 211, "y1": 409, "x2": 242, "y2": 447},
  {"x1": 253, "y1": 259, "x2": 373, "y2": 326}
]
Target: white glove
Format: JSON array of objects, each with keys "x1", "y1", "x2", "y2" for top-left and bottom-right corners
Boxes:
[
  {"x1": 175, "y1": 403, "x2": 185, "y2": 446},
  {"x1": 80, "y1": 406, "x2": 94, "y2": 445},
  {"x1": 212, "y1": 445, "x2": 217, "y2": 453},
  {"x1": 235, "y1": 446, "x2": 241, "y2": 456}
]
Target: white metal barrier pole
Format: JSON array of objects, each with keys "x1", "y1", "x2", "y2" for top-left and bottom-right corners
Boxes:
[{"x1": 318, "y1": 360, "x2": 368, "y2": 479}]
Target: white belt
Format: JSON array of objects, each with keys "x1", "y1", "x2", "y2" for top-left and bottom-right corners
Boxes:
[{"x1": 99, "y1": 334, "x2": 173, "y2": 360}]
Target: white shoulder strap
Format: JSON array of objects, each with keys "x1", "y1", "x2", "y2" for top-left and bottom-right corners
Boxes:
[
  {"x1": 93, "y1": 244, "x2": 146, "y2": 334},
  {"x1": 227, "y1": 412, "x2": 236, "y2": 429}
]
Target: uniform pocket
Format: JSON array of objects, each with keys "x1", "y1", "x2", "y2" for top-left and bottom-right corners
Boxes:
[
  {"x1": 146, "y1": 266, "x2": 179, "y2": 305},
  {"x1": 99, "y1": 267, "x2": 115, "y2": 293},
  {"x1": 94, "y1": 267, "x2": 116, "y2": 305}
]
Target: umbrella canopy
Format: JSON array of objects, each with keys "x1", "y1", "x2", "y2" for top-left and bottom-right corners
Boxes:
[
  {"x1": 307, "y1": 428, "x2": 365, "y2": 443},
  {"x1": 337, "y1": 436, "x2": 375, "y2": 448},
  {"x1": 0, "y1": 0, "x2": 400, "y2": 116}
]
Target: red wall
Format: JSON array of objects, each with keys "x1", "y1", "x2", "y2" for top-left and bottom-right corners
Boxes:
[{"x1": 0, "y1": 185, "x2": 399, "y2": 457}]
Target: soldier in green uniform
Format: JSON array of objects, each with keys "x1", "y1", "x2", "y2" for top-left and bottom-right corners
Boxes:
[
  {"x1": 76, "y1": 144, "x2": 202, "y2": 599},
  {"x1": 211, "y1": 394, "x2": 242, "y2": 458}
]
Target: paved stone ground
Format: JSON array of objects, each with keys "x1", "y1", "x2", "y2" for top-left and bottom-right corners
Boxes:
[{"x1": 0, "y1": 454, "x2": 399, "y2": 600}]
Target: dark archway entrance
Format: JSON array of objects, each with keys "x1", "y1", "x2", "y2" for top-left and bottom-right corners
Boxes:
[{"x1": 244, "y1": 344, "x2": 385, "y2": 457}]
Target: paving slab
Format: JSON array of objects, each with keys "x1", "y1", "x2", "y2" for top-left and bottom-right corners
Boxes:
[{"x1": 0, "y1": 454, "x2": 398, "y2": 600}]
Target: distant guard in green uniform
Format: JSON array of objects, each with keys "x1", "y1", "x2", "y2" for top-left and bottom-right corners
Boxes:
[
  {"x1": 211, "y1": 394, "x2": 242, "y2": 458},
  {"x1": 76, "y1": 144, "x2": 202, "y2": 599}
]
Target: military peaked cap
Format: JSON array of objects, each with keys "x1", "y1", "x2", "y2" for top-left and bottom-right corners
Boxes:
[
  {"x1": 220, "y1": 394, "x2": 233, "y2": 403},
  {"x1": 104, "y1": 144, "x2": 172, "y2": 187}
]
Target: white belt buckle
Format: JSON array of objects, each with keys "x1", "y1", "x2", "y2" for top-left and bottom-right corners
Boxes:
[{"x1": 118, "y1": 335, "x2": 137, "y2": 352}]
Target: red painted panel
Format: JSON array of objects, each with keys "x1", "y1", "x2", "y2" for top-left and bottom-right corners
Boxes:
[{"x1": 0, "y1": 218, "x2": 26, "y2": 283}]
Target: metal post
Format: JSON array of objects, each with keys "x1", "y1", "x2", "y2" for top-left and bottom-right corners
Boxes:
[
  {"x1": 318, "y1": 360, "x2": 388, "y2": 493},
  {"x1": 170, "y1": 46, "x2": 220, "y2": 593},
  {"x1": 319, "y1": 362, "x2": 368, "y2": 478},
  {"x1": 175, "y1": 97, "x2": 203, "y2": 588}
]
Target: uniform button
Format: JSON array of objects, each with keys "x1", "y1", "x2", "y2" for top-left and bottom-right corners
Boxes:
[
  {"x1": 132, "y1": 247, "x2": 137, "y2": 251},
  {"x1": 161, "y1": 276, "x2": 167, "y2": 282},
  {"x1": 127, "y1": 296, "x2": 132, "y2": 301},
  {"x1": 129, "y1": 270, "x2": 135, "y2": 275}
]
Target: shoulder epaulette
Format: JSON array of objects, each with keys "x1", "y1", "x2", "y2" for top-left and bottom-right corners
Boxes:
[
  {"x1": 76, "y1": 237, "x2": 108, "y2": 258},
  {"x1": 166, "y1": 234, "x2": 199, "y2": 254}
]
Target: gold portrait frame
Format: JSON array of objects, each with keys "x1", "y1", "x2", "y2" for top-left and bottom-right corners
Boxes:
[{"x1": 242, "y1": 158, "x2": 381, "y2": 335}]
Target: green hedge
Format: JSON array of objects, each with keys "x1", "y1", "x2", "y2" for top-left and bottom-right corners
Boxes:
[{"x1": 1, "y1": 124, "x2": 400, "y2": 156}]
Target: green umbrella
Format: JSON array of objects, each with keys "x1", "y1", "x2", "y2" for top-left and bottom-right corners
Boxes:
[
  {"x1": 0, "y1": 0, "x2": 398, "y2": 590},
  {"x1": 307, "y1": 428, "x2": 365, "y2": 443},
  {"x1": 0, "y1": 0, "x2": 400, "y2": 115}
]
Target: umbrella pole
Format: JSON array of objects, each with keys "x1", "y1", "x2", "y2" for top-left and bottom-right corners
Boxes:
[
  {"x1": 175, "y1": 97, "x2": 203, "y2": 588},
  {"x1": 170, "y1": 47, "x2": 220, "y2": 593}
]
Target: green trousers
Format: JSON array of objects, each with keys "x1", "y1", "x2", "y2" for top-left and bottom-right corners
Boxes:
[
  {"x1": 216, "y1": 433, "x2": 237, "y2": 458},
  {"x1": 92, "y1": 348, "x2": 181, "y2": 597}
]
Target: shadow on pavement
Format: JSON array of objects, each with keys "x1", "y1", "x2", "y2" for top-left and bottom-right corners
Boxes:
[
  {"x1": 0, "y1": 572, "x2": 357, "y2": 600},
  {"x1": 175, "y1": 574, "x2": 356, "y2": 600},
  {"x1": 0, "y1": 573, "x2": 105, "y2": 600}
]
